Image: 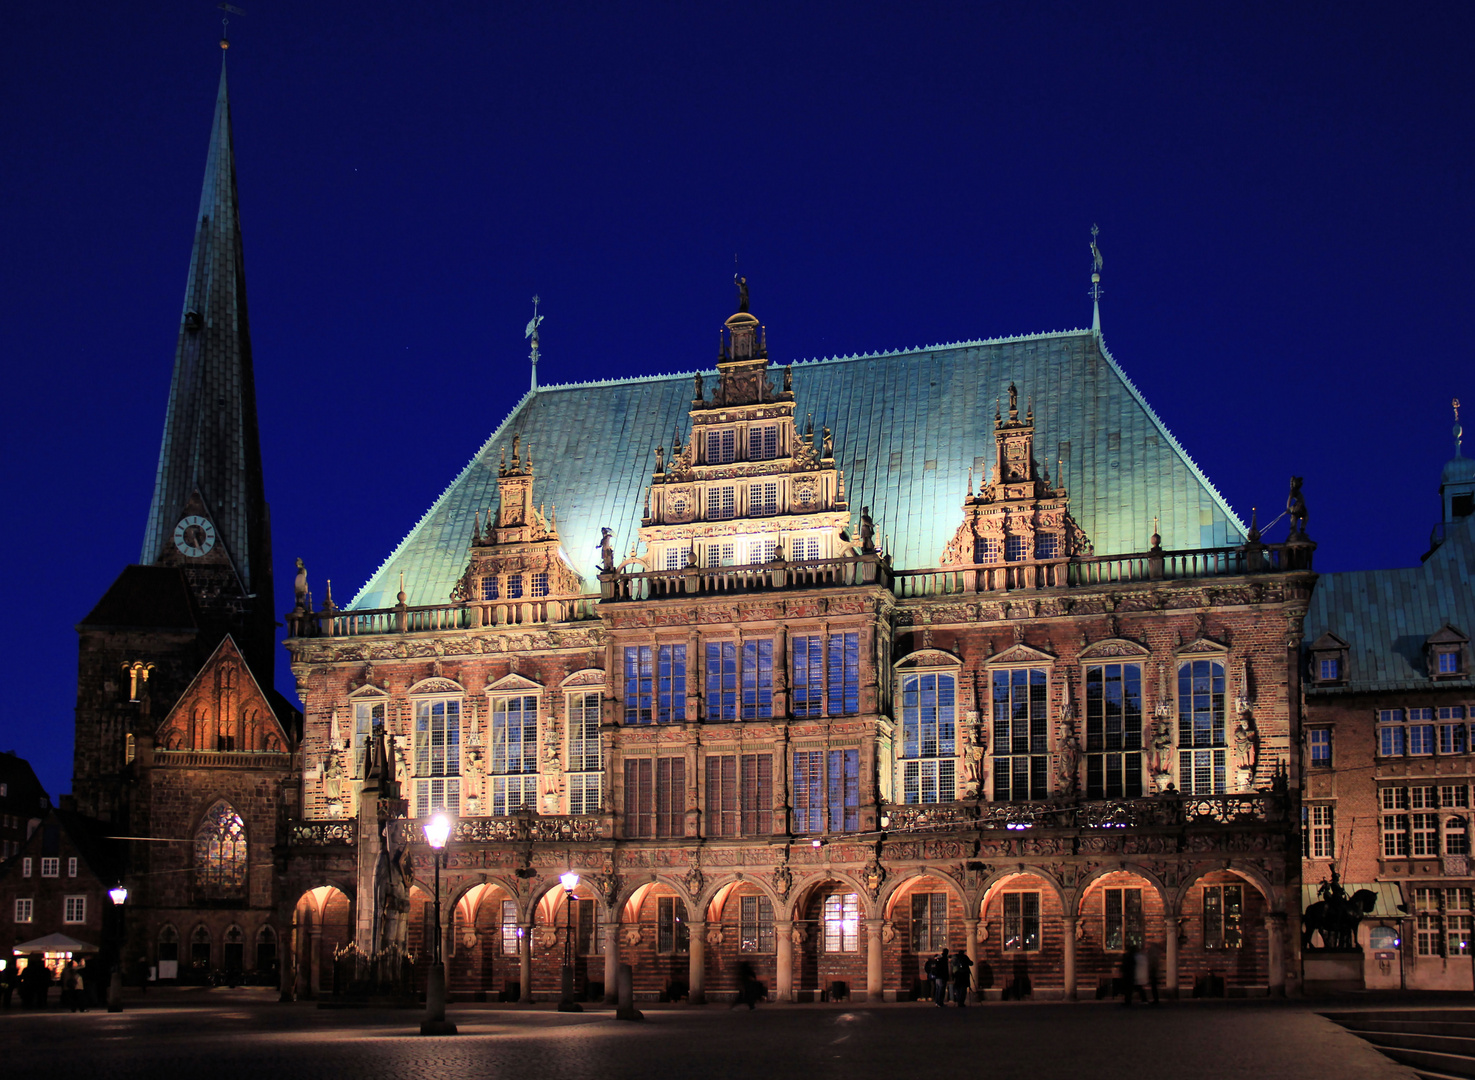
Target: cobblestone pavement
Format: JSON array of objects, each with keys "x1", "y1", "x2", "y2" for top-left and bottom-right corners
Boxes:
[{"x1": 0, "y1": 991, "x2": 1419, "y2": 1080}]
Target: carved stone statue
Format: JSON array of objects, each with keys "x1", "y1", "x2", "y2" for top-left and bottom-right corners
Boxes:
[
  {"x1": 293, "y1": 558, "x2": 308, "y2": 610},
  {"x1": 822, "y1": 426, "x2": 834, "y2": 458},
  {"x1": 859, "y1": 506, "x2": 876, "y2": 553},
  {"x1": 1233, "y1": 713, "x2": 1259, "y2": 776},
  {"x1": 783, "y1": 365, "x2": 793, "y2": 393},
  {"x1": 734, "y1": 274, "x2": 749, "y2": 313},
  {"x1": 654, "y1": 445, "x2": 664, "y2": 473},
  {"x1": 1149, "y1": 710, "x2": 1175, "y2": 787},
  {"x1": 322, "y1": 749, "x2": 345, "y2": 801},
  {"x1": 1059, "y1": 732, "x2": 1082, "y2": 797},
  {"x1": 693, "y1": 371, "x2": 703, "y2": 402},
  {"x1": 1287, "y1": 476, "x2": 1309, "y2": 536},
  {"x1": 598, "y1": 527, "x2": 616, "y2": 571},
  {"x1": 961, "y1": 742, "x2": 985, "y2": 799},
  {"x1": 372, "y1": 818, "x2": 413, "y2": 958}
]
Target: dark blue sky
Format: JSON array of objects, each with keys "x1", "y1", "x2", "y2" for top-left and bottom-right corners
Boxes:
[{"x1": 3, "y1": 2, "x2": 1471, "y2": 801}]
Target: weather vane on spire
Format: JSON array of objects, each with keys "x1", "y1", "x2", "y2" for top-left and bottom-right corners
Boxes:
[
  {"x1": 1089, "y1": 223, "x2": 1104, "y2": 333},
  {"x1": 1456, "y1": 397, "x2": 1464, "y2": 456},
  {"x1": 526, "y1": 295, "x2": 544, "y2": 392},
  {"x1": 218, "y1": 3, "x2": 244, "y2": 49}
]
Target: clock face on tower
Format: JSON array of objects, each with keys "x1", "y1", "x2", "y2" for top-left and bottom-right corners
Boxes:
[{"x1": 173, "y1": 514, "x2": 217, "y2": 558}]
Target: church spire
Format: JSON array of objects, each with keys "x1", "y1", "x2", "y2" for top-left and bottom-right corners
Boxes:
[
  {"x1": 139, "y1": 55, "x2": 270, "y2": 605},
  {"x1": 1089, "y1": 224, "x2": 1104, "y2": 334}
]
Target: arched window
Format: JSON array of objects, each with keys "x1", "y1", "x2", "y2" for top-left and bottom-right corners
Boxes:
[
  {"x1": 256, "y1": 925, "x2": 277, "y2": 972},
  {"x1": 190, "y1": 925, "x2": 212, "y2": 971},
  {"x1": 1178, "y1": 659, "x2": 1227, "y2": 794},
  {"x1": 157, "y1": 924, "x2": 179, "y2": 962},
  {"x1": 223, "y1": 925, "x2": 245, "y2": 973},
  {"x1": 195, "y1": 800, "x2": 248, "y2": 898},
  {"x1": 899, "y1": 671, "x2": 957, "y2": 804}
]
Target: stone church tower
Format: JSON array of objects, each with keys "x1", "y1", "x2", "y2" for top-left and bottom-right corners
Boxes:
[{"x1": 72, "y1": 54, "x2": 298, "y2": 983}]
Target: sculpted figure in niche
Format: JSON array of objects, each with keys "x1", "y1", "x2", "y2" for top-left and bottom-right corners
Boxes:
[
  {"x1": 598, "y1": 527, "x2": 616, "y2": 571},
  {"x1": 1148, "y1": 712, "x2": 1175, "y2": 788},
  {"x1": 859, "y1": 506, "x2": 876, "y2": 553},
  {"x1": 1058, "y1": 732, "x2": 1082, "y2": 797},
  {"x1": 1233, "y1": 713, "x2": 1259, "y2": 777}
]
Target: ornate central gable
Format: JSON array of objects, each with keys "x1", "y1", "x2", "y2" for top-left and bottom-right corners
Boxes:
[
  {"x1": 154, "y1": 636, "x2": 289, "y2": 755},
  {"x1": 941, "y1": 382, "x2": 1091, "y2": 576}
]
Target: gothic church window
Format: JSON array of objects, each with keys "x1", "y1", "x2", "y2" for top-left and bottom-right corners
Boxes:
[
  {"x1": 902, "y1": 672, "x2": 957, "y2": 804},
  {"x1": 1084, "y1": 664, "x2": 1142, "y2": 799},
  {"x1": 566, "y1": 691, "x2": 602, "y2": 815},
  {"x1": 194, "y1": 800, "x2": 247, "y2": 899},
  {"x1": 1177, "y1": 660, "x2": 1226, "y2": 795},
  {"x1": 190, "y1": 925, "x2": 212, "y2": 971},
  {"x1": 487, "y1": 695, "x2": 533, "y2": 816},
  {"x1": 992, "y1": 668, "x2": 1047, "y2": 801}
]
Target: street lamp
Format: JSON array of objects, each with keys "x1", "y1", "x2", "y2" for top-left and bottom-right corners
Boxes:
[
  {"x1": 419, "y1": 814, "x2": 457, "y2": 1035},
  {"x1": 558, "y1": 870, "x2": 582, "y2": 1012},
  {"x1": 107, "y1": 885, "x2": 128, "y2": 1013}
]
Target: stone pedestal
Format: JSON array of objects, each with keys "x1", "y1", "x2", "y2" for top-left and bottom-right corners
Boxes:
[{"x1": 1302, "y1": 950, "x2": 1365, "y2": 994}]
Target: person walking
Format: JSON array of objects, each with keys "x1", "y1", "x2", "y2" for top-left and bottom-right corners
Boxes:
[
  {"x1": 950, "y1": 950, "x2": 973, "y2": 1007},
  {"x1": 1119, "y1": 944, "x2": 1138, "y2": 1006},
  {"x1": 932, "y1": 949, "x2": 950, "y2": 1006},
  {"x1": 60, "y1": 961, "x2": 78, "y2": 1012}
]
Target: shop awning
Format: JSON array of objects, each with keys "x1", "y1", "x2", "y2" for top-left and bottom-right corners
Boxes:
[
  {"x1": 12, "y1": 932, "x2": 98, "y2": 954},
  {"x1": 1301, "y1": 882, "x2": 1406, "y2": 918}
]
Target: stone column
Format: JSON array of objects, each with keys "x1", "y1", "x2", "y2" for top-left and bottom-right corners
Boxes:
[
  {"x1": 1163, "y1": 914, "x2": 1179, "y2": 996},
  {"x1": 865, "y1": 919, "x2": 884, "y2": 1001},
  {"x1": 688, "y1": 919, "x2": 706, "y2": 1003},
  {"x1": 519, "y1": 922, "x2": 534, "y2": 1002},
  {"x1": 1265, "y1": 912, "x2": 1285, "y2": 996},
  {"x1": 964, "y1": 917, "x2": 980, "y2": 1000},
  {"x1": 603, "y1": 919, "x2": 620, "y2": 1004},
  {"x1": 775, "y1": 920, "x2": 794, "y2": 1002},
  {"x1": 1061, "y1": 915, "x2": 1077, "y2": 1001},
  {"x1": 308, "y1": 924, "x2": 323, "y2": 996}
]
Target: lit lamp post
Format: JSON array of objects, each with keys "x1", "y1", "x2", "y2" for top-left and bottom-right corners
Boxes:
[
  {"x1": 420, "y1": 814, "x2": 457, "y2": 1036},
  {"x1": 107, "y1": 885, "x2": 128, "y2": 1013},
  {"x1": 558, "y1": 871, "x2": 582, "y2": 1012}
]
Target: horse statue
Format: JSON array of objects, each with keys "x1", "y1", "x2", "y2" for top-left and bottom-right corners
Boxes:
[{"x1": 1302, "y1": 886, "x2": 1378, "y2": 950}]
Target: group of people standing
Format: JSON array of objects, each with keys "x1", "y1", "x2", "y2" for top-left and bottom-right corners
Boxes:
[
  {"x1": 924, "y1": 948, "x2": 973, "y2": 1006},
  {"x1": 1, "y1": 957, "x2": 89, "y2": 1009}
]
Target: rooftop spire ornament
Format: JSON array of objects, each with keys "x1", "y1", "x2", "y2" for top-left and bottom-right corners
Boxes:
[
  {"x1": 217, "y1": 2, "x2": 243, "y2": 49},
  {"x1": 1089, "y1": 224, "x2": 1104, "y2": 334},
  {"x1": 526, "y1": 295, "x2": 544, "y2": 392}
]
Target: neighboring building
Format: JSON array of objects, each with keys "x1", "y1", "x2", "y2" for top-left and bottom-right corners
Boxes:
[
  {"x1": 0, "y1": 808, "x2": 124, "y2": 980},
  {"x1": 0, "y1": 752, "x2": 50, "y2": 862},
  {"x1": 281, "y1": 283, "x2": 1316, "y2": 1002},
  {"x1": 1300, "y1": 414, "x2": 1475, "y2": 990},
  {"x1": 70, "y1": 55, "x2": 298, "y2": 985}
]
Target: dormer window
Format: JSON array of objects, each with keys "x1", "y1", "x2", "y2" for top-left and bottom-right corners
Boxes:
[
  {"x1": 1307, "y1": 632, "x2": 1350, "y2": 686},
  {"x1": 1426, "y1": 625, "x2": 1469, "y2": 681},
  {"x1": 750, "y1": 425, "x2": 779, "y2": 461},
  {"x1": 481, "y1": 577, "x2": 499, "y2": 601}
]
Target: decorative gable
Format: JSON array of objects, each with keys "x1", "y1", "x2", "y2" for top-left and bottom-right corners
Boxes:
[
  {"x1": 560, "y1": 668, "x2": 606, "y2": 688},
  {"x1": 1176, "y1": 637, "x2": 1229, "y2": 657},
  {"x1": 154, "y1": 636, "x2": 289, "y2": 754},
  {"x1": 1307, "y1": 632, "x2": 1349, "y2": 686},
  {"x1": 987, "y1": 643, "x2": 1057, "y2": 666},
  {"x1": 485, "y1": 672, "x2": 543, "y2": 693},
  {"x1": 894, "y1": 648, "x2": 962, "y2": 670},
  {"x1": 1078, "y1": 637, "x2": 1151, "y2": 660},
  {"x1": 407, "y1": 677, "x2": 466, "y2": 696}
]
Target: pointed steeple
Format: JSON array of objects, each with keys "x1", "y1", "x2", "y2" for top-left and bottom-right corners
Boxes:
[{"x1": 140, "y1": 57, "x2": 270, "y2": 606}]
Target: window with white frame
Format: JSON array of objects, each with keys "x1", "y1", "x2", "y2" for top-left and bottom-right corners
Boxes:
[
  {"x1": 706, "y1": 429, "x2": 736, "y2": 465},
  {"x1": 974, "y1": 535, "x2": 1002, "y2": 564},
  {"x1": 1379, "y1": 710, "x2": 1407, "y2": 756},
  {"x1": 566, "y1": 690, "x2": 602, "y2": 815},
  {"x1": 706, "y1": 541, "x2": 736, "y2": 567},
  {"x1": 1381, "y1": 786, "x2": 1442, "y2": 857},
  {"x1": 1002, "y1": 892, "x2": 1040, "y2": 951},
  {"x1": 750, "y1": 425, "x2": 779, "y2": 461},
  {"x1": 1447, "y1": 816, "x2": 1469, "y2": 856},
  {"x1": 354, "y1": 697, "x2": 385, "y2": 773},
  {"x1": 67, "y1": 857, "x2": 77, "y2": 877},
  {"x1": 822, "y1": 892, "x2": 860, "y2": 952},
  {"x1": 707, "y1": 486, "x2": 736, "y2": 520},
  {"x1": 414, "y1": 697, "x2": 462, "y2": 817},
  {"x1": 1085, "y1": 663, "x2": 1143, "y2": 799},
  {"x1": 1034, "y1": 533, "x2": 1059, "y2": 560},
  {"x1": 1409, "y1": 709, "x2": 1436, "y2": 755},
  {"x1": 992, "y1": 667, "x2": 1048, "y2": 800},
  {"x1": 663, "y1": 547, "x2": 685, "y2": 570},
  {"x1": 14, "y1": 898, "x2": 32, "y2": 923},
  {"x1": 499, "y1": 899, "x2": 519, "y2": 955},
  {"x1": 488, "y1": 694, "x2": 536, "y2": 816},
  {"x1": 64, "y1": 895, "x2": 86, "y2": 924},
  {"x1": 21, "y1": 857, "x2": 31, "y2": 878},
  {"x1": 507, "y1": 574, "x2": 524, "y2": 599},
  {"x1": 1381, "y1": 787, "x2": 1410, "y2": 856},
  {"x1": 749, "y1": 538, "x2": 777, "y2": 564},
  {"x1": 901, "y1": 670, "x2": 957, "y2": 803},
  {"x1": 791, "y1": 535, "x2": 822, "y2": 561},
  {"x1": 1441, "y1": 707, "x2": 1469, "y2": 754},
  {"x1": 1178, "y1": 659, "x2": 1226, "y2": 794},
  {"x1": 1303, "y1": 804, "x2": 1334, "y2": 859},
  {"x1": 1308, "y1": 728, "x2": 1332, "y2": 766},
  {"x1": 1414, "y1": 887, "x2": 1473, "y2": 957},
  {"x1": 750, "y1": 482, "x2": 780, "y2": 517},
  {"x1": 531, "y1": 572, "x2": 549, "y2": 598},
  {"x1": 41, "y1": 857, "x2": 58, "y2": 878}
]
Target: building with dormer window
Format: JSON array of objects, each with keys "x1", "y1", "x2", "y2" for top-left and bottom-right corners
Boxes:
[{"x1": 282, "y1": 263, "x2": 1318, "y2": 1004}]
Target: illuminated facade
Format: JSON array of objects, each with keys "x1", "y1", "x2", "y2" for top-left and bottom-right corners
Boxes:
[{"x1": 283, "y1": 288, "x2": 1317, "y2": 1002}]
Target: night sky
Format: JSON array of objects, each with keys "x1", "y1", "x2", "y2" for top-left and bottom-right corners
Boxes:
[{"x1": 3, "y1": 2, "x2": 1471, "y2": 801}]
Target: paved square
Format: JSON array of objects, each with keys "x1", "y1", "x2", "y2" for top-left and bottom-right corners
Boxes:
[{"x1": 0, "y1": 991, "x2": 1420, "y2": 1080}]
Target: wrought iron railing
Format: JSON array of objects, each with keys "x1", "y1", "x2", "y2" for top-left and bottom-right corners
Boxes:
[
  {"x1": 602, "y1": 554, "x2": 887, "y2": 601},
  {"x1": 286, "y1": 595, "x2": 599, "y2": 638},
  {"x1": 387, "y1": 812, "x2": 610, "y2": 845}
]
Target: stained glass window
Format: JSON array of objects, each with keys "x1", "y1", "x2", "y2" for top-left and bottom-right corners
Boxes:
[{"x1": 195, "y1": 800, "x2": 248, "y2": 898}]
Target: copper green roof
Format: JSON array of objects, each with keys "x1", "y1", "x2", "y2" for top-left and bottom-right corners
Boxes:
[
  {"x1": 140, "y1": 59, "x2": 270, "y2": 597},
  {"x1": 1305, "y1": 512, "x2": 1475, "y2": 694},
  {"x1": 352, "y1": 328, "x2": 1247, "y2": 609}
]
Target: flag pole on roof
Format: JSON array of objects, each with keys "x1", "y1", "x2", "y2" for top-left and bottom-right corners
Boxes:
[
  {"x1": 1089, "y1": 224, "x2": 1104, "y2": 334},
  {"x1": 526, "y1": 295, "x2": 544, "y2": 392}
]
